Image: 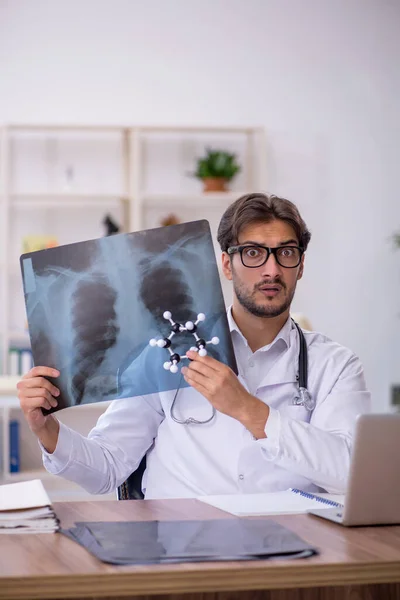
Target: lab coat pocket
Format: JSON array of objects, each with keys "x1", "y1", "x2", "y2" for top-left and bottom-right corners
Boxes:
[{"x1": 257, "y1": 382, "x2": 311, "y2": 423}]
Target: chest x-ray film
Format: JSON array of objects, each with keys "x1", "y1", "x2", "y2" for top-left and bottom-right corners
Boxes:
[{"x1": 20, "y1": 220, "x2": 237, "y2": 413}]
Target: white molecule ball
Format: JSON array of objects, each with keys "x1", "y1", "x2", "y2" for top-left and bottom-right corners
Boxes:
[
  {"x1": 163, "y1": 361, "x2": 171, "y2": 370},
  {"x1": 211, "y1": 337, "x2": 220, "y2": 345},
  {"x1": 149, "y1": 338, "x2": 157, "y2": 346},
  {"x1": 157, "y1": 339, "x2": 167, "y2": 348},
  {"x1": 170, "y1": 364, "x2": 179, "y2": 374},
  {"x1": 163, "y1": 310, "x2": 172, "y2": 320},
  {"x1": 197, "y1": 313, "x2": 206, "y2": 321},
  {"x1": 190, "y1": 346, "x2": 198, "y2": 352},
  {"x1": 199, "y1": 348, "x2": 207, "y2": 357},
  {"x1": 185, "y1": 321, "x2": 194, "y2": 330}
]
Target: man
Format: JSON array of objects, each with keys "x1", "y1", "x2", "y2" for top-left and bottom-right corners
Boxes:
[{"x1": 17, "y1": 193, "x2": 371, "y2": 498}]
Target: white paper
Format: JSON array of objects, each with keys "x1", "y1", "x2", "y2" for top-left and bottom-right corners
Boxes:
[{"x1": 0, "y1": 479, "x2": 51, "y2": 511}]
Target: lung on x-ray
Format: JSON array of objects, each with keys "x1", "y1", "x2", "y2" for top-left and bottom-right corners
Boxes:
[{"x1": 20, "y1": 220, "x2": 237, "y2": 413}]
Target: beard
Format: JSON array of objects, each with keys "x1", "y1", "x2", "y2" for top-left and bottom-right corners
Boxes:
[{"x1": 232, "y1": 270, "x2": 296, "y2": 319}]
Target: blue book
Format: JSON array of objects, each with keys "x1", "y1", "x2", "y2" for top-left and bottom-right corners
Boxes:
[{"x1": 9, "y1": 420, "x2": 20, "y2": 473}]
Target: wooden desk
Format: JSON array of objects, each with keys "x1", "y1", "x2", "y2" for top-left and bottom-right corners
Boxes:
[{"x1": 1, "y1": 499, "x2": 400, "y2": 600}]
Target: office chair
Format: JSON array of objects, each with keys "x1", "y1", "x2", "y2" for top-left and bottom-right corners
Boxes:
[{"x1": 117, "y1": 455, "x2": 147, "y2": 500}]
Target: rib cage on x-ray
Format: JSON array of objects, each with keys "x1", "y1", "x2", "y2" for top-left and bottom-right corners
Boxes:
[
  {"x1": 71, "y1": 275, "x2": 120, "y2": 405},
  {"x1": 139, "y1": 260, "x2": 194, "y2": 326},
  {"x1": 21, "y1": 220, "x2": 236, "y2": 411}
]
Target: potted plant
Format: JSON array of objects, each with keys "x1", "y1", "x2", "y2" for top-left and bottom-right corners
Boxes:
[{"x1": 193, "y1": 148, "x2": 241, "y2": 192}]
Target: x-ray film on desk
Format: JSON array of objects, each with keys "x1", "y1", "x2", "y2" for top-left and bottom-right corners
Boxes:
[{"x1": 20, "y1": 220, "x2": 237, "y2": 413}]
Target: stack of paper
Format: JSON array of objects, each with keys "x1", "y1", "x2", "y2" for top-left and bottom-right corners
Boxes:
[{"x1": 0, "y1": 479, "x2": 59, "y2": 533}]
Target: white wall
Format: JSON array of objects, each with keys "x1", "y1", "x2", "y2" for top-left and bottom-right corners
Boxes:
[{"x1": 1, "y1": 0, "x2": 399, "y2": 410}]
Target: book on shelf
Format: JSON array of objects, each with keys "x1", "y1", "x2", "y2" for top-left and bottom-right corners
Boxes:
[
  {"x1": 9, "y1": 420, "x2": 20, "y2": 473},
  {"x1": 0, "y1": 479, "x2": 59, "y2": 534},
  {"x1": 8, "y1": 348, "x2": 33, "y2": 376},
  {"x1": 22, "y1": 235, "x2": 58, "y2": 254}
]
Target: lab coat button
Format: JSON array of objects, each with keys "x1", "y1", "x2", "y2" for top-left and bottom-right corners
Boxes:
[{"x1": 239, "y1": 474, "x2": 244, "y2": 480}]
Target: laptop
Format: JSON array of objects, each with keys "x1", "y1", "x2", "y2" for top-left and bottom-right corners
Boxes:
[{"x1": 308, "y1": 413, "x2": 400, "y2": 526}]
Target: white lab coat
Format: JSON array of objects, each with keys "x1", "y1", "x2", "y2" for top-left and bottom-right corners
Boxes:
[{"x1": 42, "y1": 310, "x2": 371, "y2": 498}]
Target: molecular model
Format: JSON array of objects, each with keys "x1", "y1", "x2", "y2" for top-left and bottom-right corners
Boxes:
[{"x1": 149, "y1": 311, "x2": 219, "y2": 374}]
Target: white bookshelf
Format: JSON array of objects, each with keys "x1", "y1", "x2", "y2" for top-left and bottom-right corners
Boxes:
[
  {"x1": 0, "y1": 124, "x2": 267, "y2": 374},
  {"x1": 0, "y1": 124, "x2": 131, "y2": 374}
]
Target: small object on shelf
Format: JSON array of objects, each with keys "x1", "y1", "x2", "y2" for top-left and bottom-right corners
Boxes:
[
  {"x1": 64, "y1": 165, "x2": 74, "y2": 192},
  {"x1": 160, "y1": 213, "x2": 180, "y2": 227},
  {"x1": 22, "y1": 235, "x2": 58, "y2": 253},
  {"x1": 103, "y1": 214, "x2": 120, "y2": 236},
  {"x1": 291, "y1": 313, "x2": 313, "y2": 331},
  {"x1": 192, "y1": 147, "x2": 241, "y2": 192}
]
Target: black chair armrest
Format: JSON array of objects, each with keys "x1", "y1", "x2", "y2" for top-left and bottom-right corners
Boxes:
[{"x1": 117, "y1": 455, "x2": 147, "y2": 500}]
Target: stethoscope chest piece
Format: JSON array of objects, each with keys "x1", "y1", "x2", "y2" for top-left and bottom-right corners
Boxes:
[
  {"x1": 291, "y1": 320, "x2": 315, "y2": 412},
  {"x1": 291, "y1": 386, "x2": 316, "y2": 411}
]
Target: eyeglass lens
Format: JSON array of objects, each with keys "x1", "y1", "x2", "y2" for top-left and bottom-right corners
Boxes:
[{"x1": 241, "y1": 246, "x2": 301, "y2": 268}]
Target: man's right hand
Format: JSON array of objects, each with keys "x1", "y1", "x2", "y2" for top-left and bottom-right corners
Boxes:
[{"x1": 17, "y1": 366, "x2": 61, "y2": 453}]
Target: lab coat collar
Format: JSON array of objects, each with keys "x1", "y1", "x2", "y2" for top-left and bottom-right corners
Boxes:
[
  {"x1": 227, "y1": 305, "x2": 294, "y2": 351},
  {"x1": 227, "y1": 306, "x2": 299, "y2": 387}
]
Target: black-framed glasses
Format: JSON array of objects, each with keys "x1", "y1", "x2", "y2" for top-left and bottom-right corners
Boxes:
[{"x1": 227, "y1": 244, "x2": 304, "y2": 268}]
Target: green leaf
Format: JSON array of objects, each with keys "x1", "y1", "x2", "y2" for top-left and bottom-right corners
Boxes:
[{"x1": 192, "y1": 148, "x2": 241, "y2": 180}]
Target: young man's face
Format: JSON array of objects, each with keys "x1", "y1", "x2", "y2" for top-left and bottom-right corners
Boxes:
[{"x1": 222, "y1": 219, "x2": 305, "y2": 319}]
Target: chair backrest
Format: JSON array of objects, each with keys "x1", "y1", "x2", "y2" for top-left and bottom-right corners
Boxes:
[{"x1": 117, "y1": 456, "x2": 147, "y2": 500}]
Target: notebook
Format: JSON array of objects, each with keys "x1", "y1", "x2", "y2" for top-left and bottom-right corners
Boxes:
[
  {"x1": 198, "y1": 489, "x2": 345, "y2": 517},
  {"x1": 0, "y1": 479, "x2": 59, "y2": 533}
]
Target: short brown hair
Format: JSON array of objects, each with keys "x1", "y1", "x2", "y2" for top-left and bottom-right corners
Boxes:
[{"x1": 217, "y1": 192, "x2": 311, "y2": 252}]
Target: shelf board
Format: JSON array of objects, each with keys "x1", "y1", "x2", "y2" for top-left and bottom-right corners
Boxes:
[
  {"x1": 7, "y1": 331, "x2": 30, "y2": 343},
  {"x1": 143, "y1": 191, "x2": 246, "y2": 207},
  {"x1": 0, "y1": 382, "x2": 20, "y2": 401},
  {"x1": 8, "y1": 124, "x2": 128, "y2": 132},
  {"x1": 10, "y1": 192, "x2": 127, "y2": 198},
  {"x1": 10, "y1": 193, "x2": 128, "y2": 209},
  {"x1": 136, "y1": 125, "x2": 261, "y2": 134},
  {"x1": 3, "y1": 468, "x2": 53, "y2": 482},
  {"x1": 7, "y1": 124, "x2": 260, "y2": 134}
]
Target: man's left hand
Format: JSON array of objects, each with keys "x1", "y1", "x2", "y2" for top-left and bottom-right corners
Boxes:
[{"x1": 182, "y1": 351, "x2": 270, "y2": 439}]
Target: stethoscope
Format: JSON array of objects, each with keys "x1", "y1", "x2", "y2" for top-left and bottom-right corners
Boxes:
[{"x1": 170, "y1": 318, "x2": 316, "y2": 425}]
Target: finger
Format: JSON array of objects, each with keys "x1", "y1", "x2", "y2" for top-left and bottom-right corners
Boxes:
[
  {"x1": 186, "y1": 351, "x2": 220, "y2": 370},
  {"x1": 18, "y1": 377, "x2": 60, "y2": 397},
  {"x1": 23, "y1": 367, "x2": 59, "y2": 380},
  {"x1": 26, "y1": 397, "x2": 54, "y2": 412},
  {"x1": 182, "y1": 374, "x2": 211, "y2": 400},
  {"x1": 183, "y1": 367, "x2": 215, "y2": 393},
  {"x1": 21, "y1": 389, "x2": 58, "y2": 408},
  {"x1": 186, "y1": 360, "x2": 216, "y2": 378}
]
